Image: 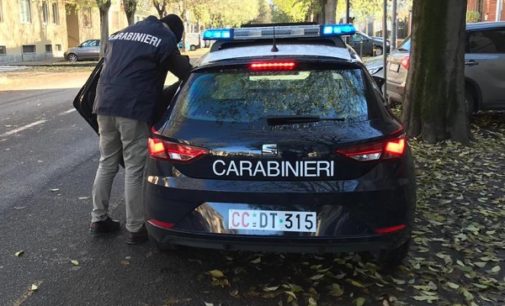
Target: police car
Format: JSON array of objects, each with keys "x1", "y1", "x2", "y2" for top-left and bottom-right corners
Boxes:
[{"x1": 143, "y1": 23, "x2": 416, "y2": 267}]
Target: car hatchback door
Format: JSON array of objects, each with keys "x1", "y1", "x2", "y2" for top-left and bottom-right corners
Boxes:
[{"x1": 465, "y1": 27, "x2": 505, "y2": 108}]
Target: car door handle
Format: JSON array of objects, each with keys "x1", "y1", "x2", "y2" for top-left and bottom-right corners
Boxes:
[{"x1": 465, "y1": 60, "x2": 479, "y2": 66}]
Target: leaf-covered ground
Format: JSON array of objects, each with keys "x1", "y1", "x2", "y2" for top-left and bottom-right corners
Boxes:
[{"x1": 181, "y1": 112, "x2": 505, "y2": 306}]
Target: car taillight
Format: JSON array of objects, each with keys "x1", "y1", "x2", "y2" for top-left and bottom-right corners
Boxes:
[
  {"x1": 375, "y1": 224, "x2": 406, "y2": 235},
  {"x1": 249, "y1": 61, "x2": 296, "y2": 71},
  {"x1": 336, "y1": 134, "x2": 406, "y2": 161},
  {"x1": 147, "y1": 219, "x2": 174, "y2": 229},
  {"x1": 148, "y1": 137, "x2": 208, "y2": 162},
  {"x1": 401, "y1": 56, "x2": 410, "y2": 70}
]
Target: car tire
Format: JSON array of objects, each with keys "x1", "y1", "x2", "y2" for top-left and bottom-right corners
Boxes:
[
  {"x1": 376, "y1": 237, "x2": 410, "y2": 269},
  {"x1": 67, "y1": 53, "x2": 78, "y2": 62},
  {"x1": 190, "y1": 45, "x2": 197, "y2": 51},
  {"x1": 465, "y1": 88, "x2": 476, "y2": 118},
  {"x1": 374, "y1": 46, "x2": 383, "y2": 56}
]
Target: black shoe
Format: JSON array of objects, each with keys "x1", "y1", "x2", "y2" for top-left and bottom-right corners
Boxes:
[
  {"x1": 90, "y1": 217, "x2": 121, "y2": 235},
  {"x1": 127, "y1": 224, "x2": 148, "y2": 245}
]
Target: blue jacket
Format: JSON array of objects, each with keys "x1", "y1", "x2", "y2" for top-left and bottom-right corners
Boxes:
[{"x1": 93, "y1": 16, "x2": 191, "y2": 123}]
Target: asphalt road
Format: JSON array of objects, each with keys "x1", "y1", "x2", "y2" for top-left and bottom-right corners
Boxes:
[
  {"x1": 1, "y1": 68, "x2": 504, "y2": 306},
  {"x1": 0, "y1": 80, "x2": 252, "y2": 306}
]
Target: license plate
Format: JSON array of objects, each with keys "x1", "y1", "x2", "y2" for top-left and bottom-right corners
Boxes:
[
  {"x1": 228, "y1": 209, "x2": 317, "y2": 233},
  {"x1": 389, "y1": 63, "x2": 400, "y2": 72}
]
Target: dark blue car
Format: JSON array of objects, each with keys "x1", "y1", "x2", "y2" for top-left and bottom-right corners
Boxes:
[
  {"x1": 144, "y1": 24, "x2": 416, "y2": 267},
  {"x1": 74, "y1": 23, "x2": 416, "y2": 268}
]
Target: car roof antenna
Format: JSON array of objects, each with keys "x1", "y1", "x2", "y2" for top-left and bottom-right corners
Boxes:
[{"x1": 271, "y1": 26, "x2": 279, "y2": 52}]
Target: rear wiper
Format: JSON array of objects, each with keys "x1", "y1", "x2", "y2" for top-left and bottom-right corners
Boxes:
[
  {"x1": 397, "y1": 47, "x2": 409, "y2": 52},
  {"x1": 266, "y1": 116, "x2": 345, "y2": 126}
]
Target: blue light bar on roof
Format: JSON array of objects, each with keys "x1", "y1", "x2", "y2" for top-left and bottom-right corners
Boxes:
[
  {"x1": 203, "y1": 29, "x2": 233, "y2": 40},
  {"x1": 321, "y1": 24, "x2": 356, "y2": 36}
]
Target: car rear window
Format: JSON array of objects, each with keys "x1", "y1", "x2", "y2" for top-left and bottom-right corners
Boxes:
[{"x1": 170, "y1": 67, "x2": 380, "y2": 123}]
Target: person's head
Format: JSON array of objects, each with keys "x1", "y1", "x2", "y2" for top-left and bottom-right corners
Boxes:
[{"x1": 160, "y1": 14, "x2": 184, "y2": 42}]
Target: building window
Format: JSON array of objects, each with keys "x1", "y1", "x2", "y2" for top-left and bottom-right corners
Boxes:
[
  {"x1": 42, "y1": 2, "x2": 49, "y2": 24},
  {"x1": 55, "y1": 44, "x2": 61, "y2": 51},
  {"x1": 0, "y1": 45, "x2": 6, "y2": 55},
  {"x1": 20, "y1": 0, "x2": 32, "y2": 23},
  {"x1": 83, "y1": 7, "x2": 92, "y2": 27},
  {"x1": 22, "y1": 45, "x2": 36, "y2": 53},
  {"x1": 45, "y1": 44, "x2": 52, "y2": 53},
  {"x1": 52, "y1": 3, "x2": 59, "y2": 24}
]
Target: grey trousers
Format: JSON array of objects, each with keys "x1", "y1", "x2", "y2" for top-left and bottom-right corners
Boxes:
[{"x1": 91, "y1": 115, "x2": 149, "y2": 232}]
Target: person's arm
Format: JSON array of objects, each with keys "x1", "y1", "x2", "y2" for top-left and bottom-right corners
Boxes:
[{"x1": 161, "y1": 49, "x2": 193, "y2": 82}]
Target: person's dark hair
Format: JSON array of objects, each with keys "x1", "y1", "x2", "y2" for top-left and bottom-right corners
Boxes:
[{"x1": 160, "y1": 14, "x2": 184, "y2": 42}]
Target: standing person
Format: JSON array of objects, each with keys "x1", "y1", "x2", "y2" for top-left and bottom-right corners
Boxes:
[{"x1": 89, "y1": 14, "x2": 192, "y2": 244}]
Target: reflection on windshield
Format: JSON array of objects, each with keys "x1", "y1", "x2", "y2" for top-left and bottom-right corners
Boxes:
[{"x1": 175, "y1": 69, "x2": 372, "y2": 123}]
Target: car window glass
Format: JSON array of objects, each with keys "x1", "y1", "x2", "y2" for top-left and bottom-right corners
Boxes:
[
  {"x1": 398, "y1": 38, "x2": 411, "y2": 50},
  {"x1": 352, "y1": 34, "x2": 363, "y2": 42},
  {"x1": 172, "y1": 68, "x2": 376, "y2": 123},
  {"x1": 468, "y1": 29, "x2": 505, "y2": 53}
]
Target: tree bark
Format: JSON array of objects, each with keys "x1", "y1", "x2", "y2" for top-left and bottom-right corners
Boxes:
[
  {"x1": 122, "y1": 0, "x2": 137, "y2": 25},
  {"x1": 402, "y1": 0, "x2": 470, "y2": 144},
  {"x1": 97, "y1": 0, "x2": 111, "y2": 58},
  {"x1": 153, "y1": 0, "x2": 167, "y2": 19},
  {"x1": 324, "y1": 0, "x2": 337, "y2": 23}
]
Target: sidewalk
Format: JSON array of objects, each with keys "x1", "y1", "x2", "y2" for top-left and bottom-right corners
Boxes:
[{"x1": 3, "y1": 48, "x2": 209, "y2": 67}]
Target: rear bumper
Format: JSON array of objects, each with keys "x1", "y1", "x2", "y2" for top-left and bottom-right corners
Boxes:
[
  {"x1": 143, "y1": 153, "x2": 416, "y2": 253},
  {"x1": 147, "y1": 224, "x2": 410, "y2": 253},
  {"x1": 386, "y1": 81, "x2": 406, "y2": 103}
]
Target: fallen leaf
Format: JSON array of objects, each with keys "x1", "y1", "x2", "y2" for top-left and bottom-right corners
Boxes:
[
  {"x1": 70, "y1": 260, "x2": 79, "y2": 266},
  {"x1": 15, "y1": 250, "x2": 24, "y2": 257},
  {"x1": 250, "y1": 257, "x2": 262, "y2": 264},
  {"x1": 310, "y1": 274, "x2": 325, "y2": 281},
  {"x1": 263, "y1": 286, "x2": 279, "y2": 292},
  {"x1": 354, "y1": 297, "x2": 366, "y2": 306},
  {"x1": 347, "y1": 279, "x2": 366, "y2": 288},
  {"x1": 208, "y1": 269, "x2": 225, "y2": 278},
  {"x1": 446, "y1": 282, "x2": 459, "y2": 289},
  {"x1": 489, "y1": 265, "x2": 500, "y2": 273},
  {"x1": 328, "y1": 283, "x2": 344, "y2": 297},
  {"x1": 31, "y1": 284, "x2": 39, "y2": 291},
  {"x1": 284, "y1": 291, "x2": 297, "y2": 300},
  {"x1": 308, "y1": 297, "x2": 317, "y2": 306},
  {"x1": 413, "y1": 295, "x2": 439, "y2": 302}
]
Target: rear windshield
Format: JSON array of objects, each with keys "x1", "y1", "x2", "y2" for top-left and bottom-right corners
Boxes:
[{"x1": 170, "y1": 67, "x2": 380, "y2": 123}]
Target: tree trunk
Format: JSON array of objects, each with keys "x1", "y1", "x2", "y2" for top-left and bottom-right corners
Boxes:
[
  {"x1": 153, "y1": 0, "x2": 167, "y2": 19},
  {"x1": 122, "y1": 0, "x2": 137, "y2": 25},
  {"x1": 324, "y1": 0, "x2": 337, "y2": 24},
  {"x1": 97, "y1": 0, "x2": 111, "y2": 58},
  {"x1": 402, "y1": 0, "x2": 470, "y2": 144}
]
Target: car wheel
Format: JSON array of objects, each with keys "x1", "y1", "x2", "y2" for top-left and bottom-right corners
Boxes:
[
  {"x1": 67, "y1": 53, "x2": 78, "y2": 62},
  {"x1": 190, "y1": 45, "x2": 197, "y2": 51},
  {"x1": 374, "y1": 46, "x2": 383, "y2": 56},
  {"x1": 376, "y1": 238, "x2": 410, "y2": 270},
  {"x1": 465, "y1": 88, "x2": 476, "y2": 118}
]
